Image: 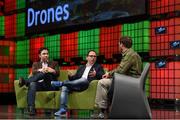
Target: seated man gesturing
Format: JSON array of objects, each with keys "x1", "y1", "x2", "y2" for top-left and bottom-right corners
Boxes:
[{"x1": 51, "y1": 50, "x2": 105, "y2": 116}]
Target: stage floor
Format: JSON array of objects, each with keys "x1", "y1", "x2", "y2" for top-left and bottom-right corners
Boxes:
[{"x1": 0, "y1": 104, "x2": 180, "y2": 119}]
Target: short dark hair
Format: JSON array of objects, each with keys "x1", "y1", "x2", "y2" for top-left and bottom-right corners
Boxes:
[
  {"x1": 87, "y1": 50, "x2": 97, "y2": 56},
  {"x1": 119, "y1": 36, "x2": 132, "y2": 48},
  {"x1": 38, "y1": 47, "x2": 49, "y2": 54}
]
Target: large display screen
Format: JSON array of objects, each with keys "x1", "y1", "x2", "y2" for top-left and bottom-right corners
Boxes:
[{"x1": 26, "y1": 0, "x2": 147, "y2": 35}]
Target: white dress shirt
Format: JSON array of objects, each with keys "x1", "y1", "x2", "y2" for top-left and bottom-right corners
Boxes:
[{"x1": 82, "y1": 64, "x2": 93, "y2": 79}]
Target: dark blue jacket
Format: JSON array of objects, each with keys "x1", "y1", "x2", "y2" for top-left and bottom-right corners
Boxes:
[{"x1": 68, "y1": 63, "x2": 104, "y2": 82}]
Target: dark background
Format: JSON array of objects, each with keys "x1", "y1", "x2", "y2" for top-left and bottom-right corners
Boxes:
[{"x1": 26, "y1": 0, "x2": 147, "y2": 35}]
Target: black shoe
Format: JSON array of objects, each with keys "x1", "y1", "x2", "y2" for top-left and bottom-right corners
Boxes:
[
  {"x1": 28, "y1": 106, "x2": 36, "y2": 116},
  {"x1": 18, "y1": 77, "x2": 25, "y2": 87}
]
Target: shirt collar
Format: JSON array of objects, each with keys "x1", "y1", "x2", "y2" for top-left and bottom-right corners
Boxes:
[
  {"x1": 86, "y1": 63, "x2": 94, "y2": 67},
  {"x1": 122, "y1": 48, "x2": 132, "y2": 57},
  {"x1": 40, "y1": 60, "x2": 49, "y2": 63}
]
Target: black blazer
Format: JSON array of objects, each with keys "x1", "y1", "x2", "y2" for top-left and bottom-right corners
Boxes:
[{"x1": 68, "y1": 63, "x2": 105, "y2": 82}]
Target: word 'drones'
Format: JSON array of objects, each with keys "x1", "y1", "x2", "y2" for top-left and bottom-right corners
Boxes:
[{"x1": 28, "y1": 4, "x2": 70, "y2": 27}]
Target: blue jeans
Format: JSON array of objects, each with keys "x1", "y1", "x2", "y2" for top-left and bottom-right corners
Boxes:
[{"x1": 60, "y1": 78, "x2": 89, "y2": 109}]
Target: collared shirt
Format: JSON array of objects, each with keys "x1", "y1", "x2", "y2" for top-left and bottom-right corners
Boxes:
[
  {"x1": 42, "y1": 62, "x2": 48, "y2": 68},
  {"x1": 82, "y1": 64, "x2": 93, "y2": 79},
  {"x1": 109, "y1": 48, "x2": 142, "y2": 78}
]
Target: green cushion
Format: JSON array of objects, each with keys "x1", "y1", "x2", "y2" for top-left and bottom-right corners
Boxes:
[
  {"x1": 68, "y1": 80, "x2": 98, "y2": 109},
  {"x1": 14, "y1": 80, "x2": 56, "y2": 109},
  {"x1": 54, "y1": 91, "x2": 61, "y2": 109},
  {"x1": 14, "y1": 80, "x2": 27, "y2": 108},
  {"x1": 35, "y1": 91, "x2": 56, "y2": 109},
  {"x1": 59, "y1": 70, "x2": 77, "y2": 82}
]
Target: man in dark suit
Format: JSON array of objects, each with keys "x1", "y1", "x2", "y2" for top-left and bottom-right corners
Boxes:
[
  {"x1": 51, "y1": 50, "x2": 105, "y2": 116},
  {"x1": 18, "y1": 47, "x2": 59, "y2": 115}
]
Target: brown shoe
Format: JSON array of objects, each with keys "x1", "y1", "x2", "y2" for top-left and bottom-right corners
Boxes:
[{"x1": 19, "y1": 77, "x2": 25, "y2": 87}]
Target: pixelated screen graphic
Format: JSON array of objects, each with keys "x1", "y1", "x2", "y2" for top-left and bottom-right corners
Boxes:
[{"x1": 26, "y1": 0, "x2": 146, "y2": 34}]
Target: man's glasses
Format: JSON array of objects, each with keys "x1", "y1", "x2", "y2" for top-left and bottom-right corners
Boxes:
[{"x1": 88, "y1": 55, "x2": 97, "y2": 58}]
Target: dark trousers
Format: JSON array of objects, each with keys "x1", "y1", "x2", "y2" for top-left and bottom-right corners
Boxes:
[
  {"x1": 26, "y1": 72, "x2": 57, "y2": 107},
  {"x1": 63, "y1": 78, "x2": 89, "y2": 91}
]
